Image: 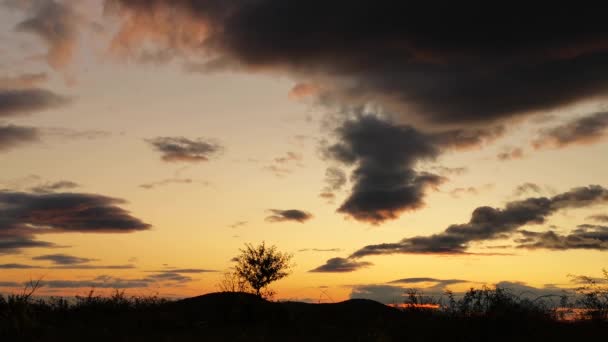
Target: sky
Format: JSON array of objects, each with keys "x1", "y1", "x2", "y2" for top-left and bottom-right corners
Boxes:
[{"x1": 1, "y1": 0, "x2": 608, "y2": 303}]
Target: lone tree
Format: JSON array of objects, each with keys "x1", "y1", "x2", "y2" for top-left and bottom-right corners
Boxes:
[{"x1": 233, "y1": 242, "x2": 293, "y2": 298}]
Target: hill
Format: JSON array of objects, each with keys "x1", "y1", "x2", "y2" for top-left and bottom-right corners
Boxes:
[{"x1": 1, "y1": 291, "x2": 606, "y2": 341}]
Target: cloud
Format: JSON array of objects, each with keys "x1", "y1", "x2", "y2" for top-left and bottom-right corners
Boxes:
[
  {"x1": 30, "y1": 180, "x2": 79, "y2": 193},
  {"x1": 0, "y1": 89, "x2": 69, "y2": 117},
  {"x1": 449, "y1": 184, "x2": 493, "y2": 198},
  {"x1": 298, "y1": 248, "x2": 342, "y2": 252},
  {"x1": 0, "y1": 72, "x2": 48, "y2": 89},
  {"x1": 149, "y1": 268, "x2": 216, "y2": 274},
  {"x1": 388, "y1": 277, "x2": 468, "y2": 285},
  {"x1": 323, "y1": 115, "x2": 444, "y2": 224},
  {"x1": 274, "y1": 151, "x2": 302, "y2": 164},
  {"x1": 0, "y1": 263, "x2": 39, "y2": 269},
  {"x1": 516, "y1": 225, "x2": 608, "y2": 251},
  {"x1": 32, "y1": 253, "x2": 95, "y2": 265},
  {"x1": 347, "y1": 185, "x2": 608, "y2": 258},
  {"x1": 139, "y1": 177, "x2": 195, "y2": 189},
  {"x1": 0, "y1": 263, "x2": 135, "y2": 270},
  {"x1": 309, "y1": 257, "x2": 372, "y2": 273},
  {"x1": 497, "y1": 147, "x2": 524, "y2": 161},
  {"x1": 42, "y1": 127, "x2": 114, "y2": 140},
  {"x1": 263, "y1": 151, "x2": 304, "y2": 177},
  {"x1": 265, "y1": 209, "x2": 313, "y2": 223},
  {"x1": 350, "y1": 281, "x2": 568, "y2": 304},
  {"x1": 146, "y1": 136, "x2": 223, "y2": 162},
  {"x1": 13, "y1": 0, "x2": 81, "y2": 70},
  {"x1": 513, "y1": 183, "x2": 543, "y2": 197},
  {"x1": 0, "y1": 124, "x2": 39, "y2": 151},
  {"x1": 228, "y1": 221, "x2": 247, "y2": 229},
  {"x1": 587, "y1": 214, "x2": 608, "y2": 222},
  {"x1": 0, "y1": 237, "x2": 57, "y2": 254},
  {"x1": 349, "y1": 285, "x2": 406, "y2": 304},
  {"x1": 104, "y1": 1, "x2": 608, "y2": 127},
  {"x1": 533, "y1": 112, "x2": 608, "y2": 149},
  {"x1": 319, "y1": 167, "x2": 347, "y2": 200},
  {"x1": 0, "y1": 190, "x2": 150, "y2": 254},
  {"x1": 430, "y1": 166, "x2": 468, "y2": 177}
]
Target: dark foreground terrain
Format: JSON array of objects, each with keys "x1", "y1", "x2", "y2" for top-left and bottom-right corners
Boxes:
[{"x1": 1, "y1": 291, "x2": 607, "y2": 341}]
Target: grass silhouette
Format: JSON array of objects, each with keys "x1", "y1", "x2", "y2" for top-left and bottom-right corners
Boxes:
[{"x1": 1, "y1": 274, "x2": 607, "y2": 341}]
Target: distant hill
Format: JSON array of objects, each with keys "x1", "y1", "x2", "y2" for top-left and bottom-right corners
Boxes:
[{"x1": 2, "y1": 291, "x2": 606, "y2": 341}]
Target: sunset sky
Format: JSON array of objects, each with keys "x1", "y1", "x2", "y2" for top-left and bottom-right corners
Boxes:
[{"x1": 1, "y1": 1, "x2": 608, "y2": 303}]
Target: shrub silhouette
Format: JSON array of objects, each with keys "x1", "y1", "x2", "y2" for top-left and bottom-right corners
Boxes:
[{"x1": 232, "y1": 242, "x2": 293, "y2": 298}]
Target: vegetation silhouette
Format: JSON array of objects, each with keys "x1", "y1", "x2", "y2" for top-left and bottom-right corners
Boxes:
[
  {"x1": 1, "y1": 269, "x2": 607, "y2": 341},
  {"x1": 228, "y1": 242, "x2": 293, "y2": 298}
]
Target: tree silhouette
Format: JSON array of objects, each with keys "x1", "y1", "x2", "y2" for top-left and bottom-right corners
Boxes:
[{"x1": 233, "y1": 242, "x2": 293, "y2": 298}]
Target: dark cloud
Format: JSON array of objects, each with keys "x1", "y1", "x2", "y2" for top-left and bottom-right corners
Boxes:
[
  {"x1": 323, "y1": 115, "x2": 443, "y2": 224},
  {"x1": 228, "y1": 221, "x2": 247, "y2": 228},
  {"x1": 348, "y1": 185, "x2": 608, "y2": 258},
  {"x1": 0, "y1": 237, "x2": 57, "y2": 254},
  {"x1": 13, "y1": 0, "x2": 80, "y2": 70},
  {"x1": 319, "y1": 167, "x2": 347, "y2": 200},
  {"x1": 105, "y1": 1, "x2": 608, "y2": 126},
  {"x1": 3, "y1": 269, "x2": 204, "y2": 289},
  {"x1": 350, "y1": 285, "x2": 406, "y2": 304},
  {"x1": 497, "y1": 147, "x2": 524, "y2": 161},
  {"x1": 533, "y1": 111, "x2": 608, "y2": 149},
  {"x1": 516, "y1": 225, "x2": 608, "y2": 251},
  {"x1": 298, "y1": 248, "x2": 342, "y2": 252},
  {"x1": 0, "y1": 190, "x2": 150, "y2": 254},
  {"x1": 32, "y1": 253, "x2": 95, "y2": 265},
  {"x1": 0, "y1": 281, "x2": 21, "y2": 287},
  {"x1": 30, "y1": 180, "x2": 79, "y2": 193},
  {"x1": 587, "y1": 214, "x2": 608, "y2": 222},
  {"x1": 0, "y1": 263, "x2": 135, "y2": 270},
  {"x1": 50, "y1": 264, "x2": 135, "y2": 270},
  {"x1": 0, "y1": 89, "x2": 68, "y2": 117},
  {"x1": 388, "y1": 277, "x2": 468, "y2": 286},
  {"x1": 39, "y1": 276, "x2": 151, "y2": 289},
  {"x1": 157, "y1": 268, "x2": 216, "y2": 273},
  {"x1": 139, "y1": 177, "x2": 198, "y2": 189},
  {"x1": 146, "y1": 136, "x2": 223, "y2": 162},
  {"x1": 350, "y1": 281, "x2": 567, "y2": 304},
  {"x1": 274, "y1": 151, "x2": 302, "y2": 164},
  {"x1": 322, "y1": 115, "x2": 508, "y2": 224},
  {"x1": 513, "y1": 183, "x2": 543, "y2": 197},
  {"x1": 0, "y1": 263, "x2": 39, "y2": 269},
  {"x1": 265, "y1": 209, "x2": 313, "y2": 223},
  {"x1": 309, "y1": 257, "x2": 372, "y2": 273},
  {"x1": 0, "y1": 124, "x2": 39, "y2": 151}
]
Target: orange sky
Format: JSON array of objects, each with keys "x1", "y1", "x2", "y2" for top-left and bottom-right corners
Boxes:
[{"x1": 1, "y1": 1, "x2": 608, "y2": 304}]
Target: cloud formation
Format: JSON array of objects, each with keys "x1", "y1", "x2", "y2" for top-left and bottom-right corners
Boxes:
[
  {"x1": 146, "y1": 136, "x2": 223, "y2": 162},
  {"x1": 105, "y1": 1, "x2": 608, "y2": 126},
  {"x1": 347, "y1": 185, "x2": 608, "y2": 258},
  {"x1": 30, "y1": 180, "x2": 79, "y2": 193},
  {"x1": 497, "y1": 147, "x2": 524, "y2": 161},
  {"x1": 309, "y1": 257, "x2": 372, "y2": 273},
  {"x1": 0, "y1": 89, "x2": 68, "y2": 117},
  {"x1": 265, "y1": 209, "x2": 313, "y2": 223},
  {"x1": 516, "y1": 225, "x2": 608, "y2": 251},
  {"x1": 32, "y1": 253, "x2": 95, "y2": 265},
  {"x1": 0, "y1": 190, "x2": 150, "y2": 254},
  {"x1": 0, "y1": 124, "x2": 39, "y2": 151},
  {"x1": 13, "y1": 0, "x2": 81, "y2": 70},
  {"x1": 533, "y1": 111, "x2": 608, "y2": 149}
]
